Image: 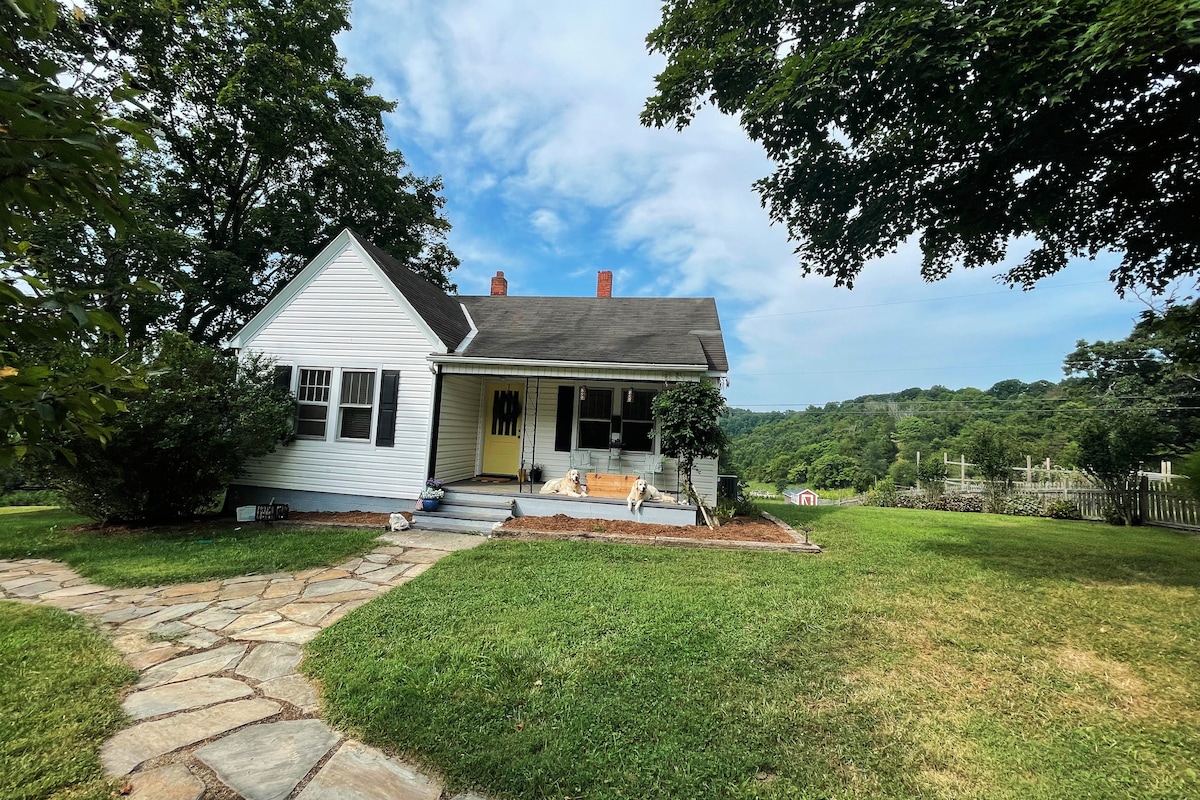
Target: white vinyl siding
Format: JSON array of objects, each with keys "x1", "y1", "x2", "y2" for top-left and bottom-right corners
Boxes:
[
  {"x1": 435, "y1": 375, "x2": 484, "y2": 481},
  {"x1": 236, "y1": 245, "x2": 438, "y2": 500}
]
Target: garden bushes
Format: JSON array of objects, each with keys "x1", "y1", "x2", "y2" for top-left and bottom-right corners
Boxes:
[
  {"x1": 893, "y1": 492, "x2": 985, "y2": 513},
  {"x1": 870, "y1": 488, "x2": 1084, "y2": 519}
]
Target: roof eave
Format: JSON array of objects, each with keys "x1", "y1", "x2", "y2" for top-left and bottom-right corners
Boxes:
[{"x1": 429, "y1": 354, "x2": 716, "y2": 373}]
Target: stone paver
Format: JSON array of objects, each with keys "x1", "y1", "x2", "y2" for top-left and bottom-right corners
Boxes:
[
  {"x1": 230, "y1": 619, "x2": 321, "y2": 644},
  {"x1": 137, "y1": 643, "x2": 248, "y2": 688},
  {"x1": 0, "y1": 528, "x2": 490, "y2": 800},
  {"x1": 123, "y1": 676, "x2": 254, "y2": 720},
  {"x1": 259, "y1": 673, "x2": 320, "y2": 714},
  {"x1": 297, "y1": 739, "x2": 441, "y2": 800},
  {"x1": 197, "y1": 719, "x2": 340, "y2": 800},
  {"x1": 127, "y1": 763, "x2": 206, "y2": 800},
  {"x1": 102, "y1": 698, "x2": 281, "y2": 775},
  {"x1": 381, "y1": 530, "x2": 488, "y2": 551},
  {"x1": 235, "y1": 642, "x2": 303, "y2": 682},
  {"x1": 301, "y1": 577, "x2": 377, "y2": 599},
  {"x1": 277, "y1": 601, "x2": 338, "y2": 625}
]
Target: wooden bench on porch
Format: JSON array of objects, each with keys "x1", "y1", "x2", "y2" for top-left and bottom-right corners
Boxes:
[{"x1": 585, "y1": 472, "x2": 638, "y2": 500}]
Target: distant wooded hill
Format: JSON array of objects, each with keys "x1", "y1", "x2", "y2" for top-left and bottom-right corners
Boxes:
[{"x1": 723, "y1": 379, "x2": 1115, "y2": 489}]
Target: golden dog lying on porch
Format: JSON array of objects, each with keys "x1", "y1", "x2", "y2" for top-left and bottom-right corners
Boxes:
[
  {"x1": 539, "y1": 468, "x2": 587, "y2": 497},
  {"x1": 626, "y1": 477, "x2": 677, "y2": 511}
]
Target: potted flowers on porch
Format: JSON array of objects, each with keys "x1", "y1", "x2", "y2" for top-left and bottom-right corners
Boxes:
[{"x1": 419, "y1": 478, "x2": 446, "y2": 511}]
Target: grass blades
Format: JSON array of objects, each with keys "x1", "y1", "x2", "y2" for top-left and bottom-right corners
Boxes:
[
  {"x1": 0, "y1": 508, "x2": 383, "y2": 587},
  {"x1": 304, "y1": 505, "x2": 1200, "y2": 800},
  {"x1": 0, "y1": 602, "x2": 135, "y2": 800}
]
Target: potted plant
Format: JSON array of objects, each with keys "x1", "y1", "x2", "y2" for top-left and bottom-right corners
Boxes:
[
  {"x1": 419, "y1": 478, "x2": 446, "y2": 511},
  {"x1": 529, "y1": 464, "x2": 543, "y2": 483},
  {"x1": 608, "y1": 438, "x2": 624, "y2": 457}
]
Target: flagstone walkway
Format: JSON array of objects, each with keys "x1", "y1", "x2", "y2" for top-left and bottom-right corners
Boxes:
[{"x1": 0, "y1": 530, "x2": 491, "y2": 800}]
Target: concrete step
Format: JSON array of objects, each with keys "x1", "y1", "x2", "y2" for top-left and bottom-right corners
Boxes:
[
  {"x1": 410, "y1": 514, "x2": 501, "y2": 534},
  {"x1": 424, "y1": 504, "x2": 512, "y2": 523},
  {"x1": 439, "y1": 492, "x2": 515, "y2": 511}
]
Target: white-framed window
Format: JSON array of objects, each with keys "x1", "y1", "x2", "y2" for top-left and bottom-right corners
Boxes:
[
  {"x1": 577, "y1": 388, "x2": 614, "y2": 449},
  {"x1": 338, "y1": 370, "x2": 376, "y2": 440},
  {"x1": 296, "y1": 368, "x2": 332, "y2": 438},
  {"x1": 576, "y1": 386, "x2": 658, "y2": 451},
  {"x1": 621, "y1": 389, "x2": 657, "y2": 452}
]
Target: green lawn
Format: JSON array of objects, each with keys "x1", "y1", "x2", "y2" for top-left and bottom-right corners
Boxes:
[
  {"x1": 304, "y1": 505, "x2": 1200, "y2": 800},
  {"x1": 0, "y1": 508, "x2": 384, "y2": 587},
  {"x1": 0, "y1": 602, "x2": 135, "y2": 800}
]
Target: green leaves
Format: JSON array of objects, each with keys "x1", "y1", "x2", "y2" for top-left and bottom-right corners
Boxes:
[
  {"x1": 51, "y1": 0, "x2": 459, "y2": 344},
  {"x1": 644, "y1": 0, "x2": 1200, "y2": 294},
  {"x1": 29, "y1": 333, "x2": 296, "y2": 523}
]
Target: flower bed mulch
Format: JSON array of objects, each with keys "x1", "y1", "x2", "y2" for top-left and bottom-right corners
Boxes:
[
  {"x1": 287, "y1": 511, "x2": 821, "y2": 553},
  {"x1": 498, "y1": 514, "x2": 795, "y2": 543}
]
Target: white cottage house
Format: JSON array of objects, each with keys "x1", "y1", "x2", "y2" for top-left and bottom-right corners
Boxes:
[{"x1": 228, "y1": 229, "x2": 729, "y2": 529}]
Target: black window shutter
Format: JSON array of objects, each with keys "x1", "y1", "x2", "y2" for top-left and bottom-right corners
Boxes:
[
  {"x1": 375, "y1": 370, "x2": 400, "y2": 447},
  {"x1": 554, "y1": 385, "x2": 574, "y2": 451},
  {"x1": 273, "y1": 365, "x2": 293, "y2": 392}
]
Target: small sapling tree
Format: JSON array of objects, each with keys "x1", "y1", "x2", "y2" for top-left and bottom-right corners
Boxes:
[
  {"x1": 964, "y1": 422, "x2": 1020, "y2": 512},
  {"x1": 653, "y1": 380, "x2": 727, "y2": 528}
]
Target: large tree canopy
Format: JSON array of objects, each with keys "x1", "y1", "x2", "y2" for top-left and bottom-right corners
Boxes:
[
  {"x1": 39, "y1": 0, "x2": 458, "y2": 344},
  {"x1": 643, "y1": 0, "x2": 1200, "y2": 294},
  {"x1": 2, "y1": 0, "x2": 150, "y2": 465}
]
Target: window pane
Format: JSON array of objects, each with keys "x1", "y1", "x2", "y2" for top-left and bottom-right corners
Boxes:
[
  {"x1": 297, "y1": 404, "x2": 327, "y2": 437},
  {"x1": 298, "y1": 368, "x2": 331, "y2": 403},
  {"x1": 578, "y1": 420, "x2": 610, "y2": 449},
  {"x1": 340, "y1": 371, "x2": 375, "y2": 406},
  {"x1": 623, "y1": 421, "x2": 654, "y2": 452},
  {"x1": 622, "y1": 390, "x2": 655, "y2": 421},
  {"x1": 339, "y1": 407, "x2": 372, "y2": 439},
  {"x1": 579, "y1": 389, "x2": 612, "y2": 420}
]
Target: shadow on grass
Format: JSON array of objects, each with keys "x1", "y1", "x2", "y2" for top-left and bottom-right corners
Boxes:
[{"x1": 915, "y1": 520, "x2": 1200, "y2": 589}]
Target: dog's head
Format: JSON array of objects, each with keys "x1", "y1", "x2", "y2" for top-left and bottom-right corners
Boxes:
[
  {"x1": 633, "y1": 478, "x2": 648, "y2": 495},
  {"x1": 566, "y1": 469, "x2": 581, "y2": 485}
]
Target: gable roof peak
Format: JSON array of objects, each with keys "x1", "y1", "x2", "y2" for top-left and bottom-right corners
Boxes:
[{"x1": 343, "y1": 228, "x2": 471, "y2": 351}]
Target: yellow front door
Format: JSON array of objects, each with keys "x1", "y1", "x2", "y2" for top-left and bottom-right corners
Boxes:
[{"x1": 481, "y1": 382, "x2": 523, "y2": 475}]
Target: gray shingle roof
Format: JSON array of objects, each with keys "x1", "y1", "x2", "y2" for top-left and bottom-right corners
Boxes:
[
  {"x1": 455, "y1": 296, "x2": 728, "y2": 372},
  {"x1": 347, "y1": 230, "x2": 472, "y2": 350}
]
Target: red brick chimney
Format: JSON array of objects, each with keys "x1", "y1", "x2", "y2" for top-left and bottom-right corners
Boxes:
[
  {"x1": 490, "y1": 271, "x2": 508, "y2": 296},
  {"x1": 597, "y1": 270, "x2": 613, "y2": 298}
]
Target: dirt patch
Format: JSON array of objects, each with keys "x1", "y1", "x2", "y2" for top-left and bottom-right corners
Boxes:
[
  {"x1": 289, "y1": 511, "x2": 401, "y2": 528},
  {"x1": 499, "y1": 513, "x2": 797, "y2": 543},
  {"x1": 1055, "y1": 646, "x2": 1154, "y2": 716}
]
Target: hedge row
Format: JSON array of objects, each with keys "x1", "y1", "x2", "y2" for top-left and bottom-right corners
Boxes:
[{"x1": 867, "y1": 489, "x2": 1083, "y2": 519}]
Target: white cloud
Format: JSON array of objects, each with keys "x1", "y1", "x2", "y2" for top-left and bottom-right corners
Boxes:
[
  {"x1": 529, "y1": 208, "x2": 565, "y2": 242},
  {"x1": 342, "y1": 0, "x2": 1145, "y2": 409}
]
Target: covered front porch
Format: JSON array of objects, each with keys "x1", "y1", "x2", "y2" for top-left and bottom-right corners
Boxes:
[{"x1": 428, "y1": 369, "x2": 719, "y2": 506}]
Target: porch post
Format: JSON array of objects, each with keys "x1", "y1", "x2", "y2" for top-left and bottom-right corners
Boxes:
[{"x1": 426, "y1": 368, "x2": 444, "y2": 479}]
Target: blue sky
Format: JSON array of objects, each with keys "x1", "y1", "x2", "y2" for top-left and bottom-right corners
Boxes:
[{"x1": 340, "y1": 0, "x2": 1152, "y2": 410}]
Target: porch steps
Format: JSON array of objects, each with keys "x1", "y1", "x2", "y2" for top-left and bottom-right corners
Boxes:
[{"x1": 411, "y1": 490, "x2": 514, "y2": 534}]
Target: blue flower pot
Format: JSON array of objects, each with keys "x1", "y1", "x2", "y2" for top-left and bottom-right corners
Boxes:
[{"x1": 421, "y1": 498, "x2": 440, "y2": 511}]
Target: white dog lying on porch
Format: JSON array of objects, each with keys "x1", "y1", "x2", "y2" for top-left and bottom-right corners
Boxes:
[
  {"x1": 539, "y1": 468, "x2": 587, "y2": 497},
  {"x1": 627, "y1": 477, "x2": 677, "y2": 512}
]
